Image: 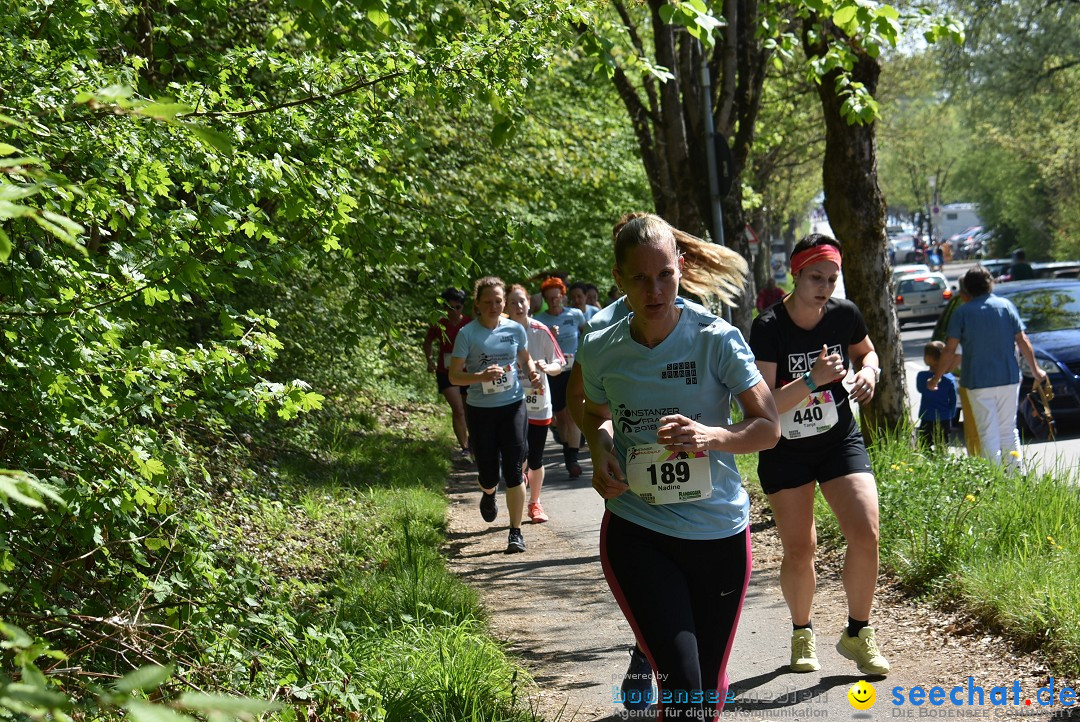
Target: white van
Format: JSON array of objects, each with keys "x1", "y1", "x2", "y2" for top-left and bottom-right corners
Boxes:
[{"x1": 935, "y1": 203, "x2": 981, "y2": 240}]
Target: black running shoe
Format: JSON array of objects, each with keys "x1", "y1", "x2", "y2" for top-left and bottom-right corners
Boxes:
[
  {"x1": 621, "y1": 646, "x2": 655, "y2": 710},
  {"x1": 479, "y1": 491, "x2": 497, "y2": 522},
  {"x1": 505, "y1": 528, "x2": 525, "y2": 554}
]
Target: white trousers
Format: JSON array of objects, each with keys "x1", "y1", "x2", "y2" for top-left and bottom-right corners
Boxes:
[{"x1": 967, "y1": 383, "x2": 1022, "y2": 469}]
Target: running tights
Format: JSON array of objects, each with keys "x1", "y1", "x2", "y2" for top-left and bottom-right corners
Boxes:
[
  {"x1": 601, "y1": 512, "x2": 751, "y2": 721},
  {"x1": 465, "y1": 400, "x2": 527, "y2": 490}
]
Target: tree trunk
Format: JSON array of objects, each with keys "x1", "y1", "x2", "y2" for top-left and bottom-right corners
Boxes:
[
  {"x1": 803, "y1": 18, "x2": 908, "y2": 434},
  {"x1": 606, "y1": 0, "x2": 770, "y2": 333}
]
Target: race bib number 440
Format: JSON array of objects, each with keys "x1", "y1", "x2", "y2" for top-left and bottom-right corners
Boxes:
[
  {"x1": 779, "y1": 391, "x2": 838, "y2": 440},
  {"x1": 625, "y1": 444, "x2": 712, "y2": 505}
]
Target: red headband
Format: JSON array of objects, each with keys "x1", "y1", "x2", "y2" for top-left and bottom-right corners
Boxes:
[{"x1": 791, "y1": 245, "x2": 842, "y2": 275}]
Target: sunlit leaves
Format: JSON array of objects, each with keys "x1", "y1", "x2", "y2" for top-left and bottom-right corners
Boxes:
[{"x1": 659, "y1": 1, "x2": 726, "y2": 49}]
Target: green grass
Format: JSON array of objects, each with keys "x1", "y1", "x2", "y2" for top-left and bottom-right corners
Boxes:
[
  {"x1": 206, "y1": 387, "x2": 540, "y2": 721},
  {"x1": 740, "y1": 430, "x2": 1080, "y2": 677}
]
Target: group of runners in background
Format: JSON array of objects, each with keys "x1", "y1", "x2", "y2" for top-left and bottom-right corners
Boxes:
[{"x1": 424, "y1": 213, "x2": 891, "y2": 720}]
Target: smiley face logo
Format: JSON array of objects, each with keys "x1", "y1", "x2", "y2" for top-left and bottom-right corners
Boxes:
[{"x1": 848, "y1": 680, "x2": 876, "y2": 710}]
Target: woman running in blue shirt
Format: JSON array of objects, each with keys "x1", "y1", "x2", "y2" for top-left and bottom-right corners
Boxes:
[
  {"x1": 449, "y1": 277, "x2": 543, "y2": 554},
  {"x1": 579, "y1": 214, "x2": 779, "y2": 720}
]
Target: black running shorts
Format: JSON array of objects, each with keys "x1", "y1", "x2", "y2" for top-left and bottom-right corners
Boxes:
[
  {"x1": 757, "y1": 426, "x2": 873, "y2": 495},
  {"x1": 436, "y1": 372, "x2": 467, "y2": 397},
  {"x1": 548, "y1": 371, "x2": 570, "y2": 412}
]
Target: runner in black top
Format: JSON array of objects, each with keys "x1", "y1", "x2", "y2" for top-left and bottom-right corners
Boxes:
[{"x1": 749, "y1": 233, "x2": 891, "y2": 677}]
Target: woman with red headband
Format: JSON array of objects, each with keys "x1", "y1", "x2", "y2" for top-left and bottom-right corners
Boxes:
[{"x1": 749, "y1": 233, "x2": 890, "y2": 677}]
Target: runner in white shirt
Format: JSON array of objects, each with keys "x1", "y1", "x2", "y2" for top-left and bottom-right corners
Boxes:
[{"x1": 506, "y1": 284, "x2": 566, "y2": 523}]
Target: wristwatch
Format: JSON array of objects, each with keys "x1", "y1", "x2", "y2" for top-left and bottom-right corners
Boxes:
[{"x1": 864, "y1": 365, "x2": 881, "y2": 383}]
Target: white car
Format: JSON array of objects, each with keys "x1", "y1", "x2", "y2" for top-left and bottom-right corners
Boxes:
[
  {"x1": 894, "y1": 271, "x2": 953, "y2": 325},
  {"x1": 892, "y1": 264, "x2": 931, "y2": 280}
]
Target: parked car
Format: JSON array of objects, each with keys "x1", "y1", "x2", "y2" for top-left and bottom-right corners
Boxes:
[
  {"x1": 979, "y1": 259, "x2": 1013, "y2": 279},
  {"x1": 892, "y1": 263, "x2": 931, "y2": 281},
  {"x1": 932, "y1": 279, "x2": 1080, "y2": 434},
  {"x1": 947, "y1": 225, "x2": 983, "y2": 256},
  {"x1": 1032, "y1": 261, "x2": 1080, "y2": 279},
  {"x1": 889, "y1": 235, "x2": 922, "y2": 264},
  {"x1": 894, "y1": 271, "x2": 953, "y2": 325},
  {"x1": 960, "y1": 230, "x2": 994, "y2": 259}
]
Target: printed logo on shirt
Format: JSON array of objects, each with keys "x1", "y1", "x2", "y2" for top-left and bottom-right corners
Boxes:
[
  {"x1": 787, "y1": 345, "x2": 843, "y2": 376},
  {"x1": 498, "y1": 334, "x2": 515, "y2": 344},
  {"x1": 614, "y1": 404, "x2": 700, "y2": 434},
  {"x1": 661, "y1": 361, "x2": 698, "y2": 385}
]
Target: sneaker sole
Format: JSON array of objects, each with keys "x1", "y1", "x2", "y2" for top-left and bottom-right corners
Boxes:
[
  {"x1": 789, "y1": 660, "x2": 821, "y2": 673},
  {"x1": 505, "y1": 543, "x2": 526, "y2": 554},
  {"x1": 835, "y1": 642, "x2": 890, "y2": 676}
]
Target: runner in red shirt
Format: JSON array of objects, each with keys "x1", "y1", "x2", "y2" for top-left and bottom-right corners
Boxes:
[{"x1": 423, "y1": 287, "x2": 472, "y2": 459}]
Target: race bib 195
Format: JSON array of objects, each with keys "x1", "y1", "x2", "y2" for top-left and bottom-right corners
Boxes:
[{"x1": 481, "y1": 364, "x2": 516, "y2": 395}]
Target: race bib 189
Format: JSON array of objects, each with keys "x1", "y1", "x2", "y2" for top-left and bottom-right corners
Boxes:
[
  {"x1": 779, "y1": 390, "x2": 838, "y2": 440},
  {"x1": 625, "y1": 443, "x2": 712, "y2": 505}
]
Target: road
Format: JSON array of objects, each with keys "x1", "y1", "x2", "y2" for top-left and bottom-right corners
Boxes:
[
  {"x1": 810, "y1": 218, "x2": 1080, "y2": 481},
  {"x1": 897, "y1": 262, "x2": 1080, "y2": 481}
]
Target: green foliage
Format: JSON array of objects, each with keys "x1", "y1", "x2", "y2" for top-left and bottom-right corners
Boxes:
[
  {"x1": 877, "y1": 51, "x2": 967, "y2": 223},
  {"x1": 938, "y1": 0, "x2": 1079, "y2": 257},
  {"x1": 838, "y1": 432, "x2": 1080, "y2": 676},
  {"x1": 204, "y1": 397, "x2": 538, "y2": 721},
  {"x1": 0, "y1": 475, "x2": 277, "y2": 721},
  {"x1": 0, "y1": 0, "x2": 635, "y2": 714}
]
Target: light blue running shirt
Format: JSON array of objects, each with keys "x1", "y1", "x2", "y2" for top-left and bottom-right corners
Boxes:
[
  {"x1": 578, "y1": 305, "x2": 762, "y2": 540},
  {"x1": 534, "y1": 306, "x2": 587, "y2": 358},
  {"x1": 451, "y1": 317, "x2": 529, "y2": 408}
]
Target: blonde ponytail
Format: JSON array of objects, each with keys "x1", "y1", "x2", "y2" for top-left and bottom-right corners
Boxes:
[
  {"x1": 613, "y1": 213, "x2": 748, "y2": 308},
  {"x1": 674, "y1": 228, "x2": 748, "y2": 308}
]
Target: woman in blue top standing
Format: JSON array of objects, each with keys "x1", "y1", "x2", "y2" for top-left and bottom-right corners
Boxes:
[
  {"x1": 579, "y1": 214, "x2": 779, "y2": 720},
  {"x1": 450, "y1": 276, "x2": 542, "y2": 554}
]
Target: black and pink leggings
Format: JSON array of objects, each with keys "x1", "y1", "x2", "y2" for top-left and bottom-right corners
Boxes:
[{"x1": 600, "y1": 511, "x2": 751, "y2": 721}]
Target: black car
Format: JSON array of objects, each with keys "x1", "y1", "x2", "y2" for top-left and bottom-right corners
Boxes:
[{"x1": 932, "y1": 279, "x2": 1080, "y2": 432}]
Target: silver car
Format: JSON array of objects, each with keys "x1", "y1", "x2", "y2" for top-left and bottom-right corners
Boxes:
[{"x1": 894, "y1": 271, "x2": 953, "y2": 325}]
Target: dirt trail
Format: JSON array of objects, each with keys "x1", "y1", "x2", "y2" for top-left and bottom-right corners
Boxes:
[{"x1": 444, "y1": 445, "x2": 1074, "y2": 721}]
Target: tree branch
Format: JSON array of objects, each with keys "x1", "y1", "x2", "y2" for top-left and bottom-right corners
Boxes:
[
  {"x1": 179, "y1": 70, "x2": 408, "y2": 119},
  {"x1": 612, "y1": 1, "x2": 661, "y2": 117}
]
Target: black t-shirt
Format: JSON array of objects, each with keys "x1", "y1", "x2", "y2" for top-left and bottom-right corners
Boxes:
[{"x1": 749, "y1": 298, "x2": 869, "y2": 451}]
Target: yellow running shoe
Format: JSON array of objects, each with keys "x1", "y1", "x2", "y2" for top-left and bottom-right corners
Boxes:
[
  {"x1": 836, "y1": 627, "x2": 891, "y2": 676},
  {"x1": 790, "y1": 628, "x2": 821, "y2": 672}
]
